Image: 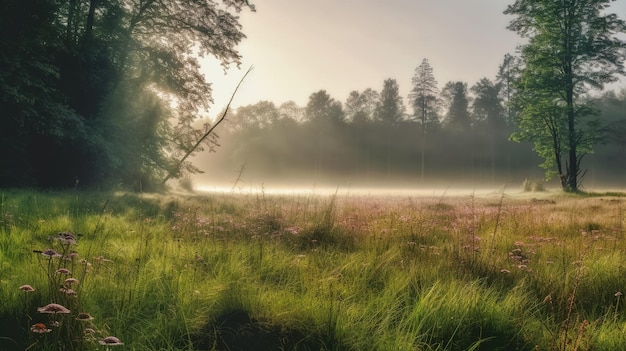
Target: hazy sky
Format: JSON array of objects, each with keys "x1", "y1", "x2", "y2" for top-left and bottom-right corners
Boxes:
[{"x1": 201, "y1": 0, "x2": 626, "y2": 113}]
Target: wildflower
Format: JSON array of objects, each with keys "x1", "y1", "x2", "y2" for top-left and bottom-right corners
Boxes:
[
  {"x1": 59, "y1": 287, "x2": 77, "y2": 296},
  {"x1": 616, "y1": 291, "x2": 623, "y2": 298},
  {"x1": 64, "y1": 278, "x2": 79, "y2": 285},
  {"x1": 99, "y1": 336, "x2": 123, "y2": 346},
  {"x1": 285, "y1": 226, "x2": 300, "y2": 235},
  {"x1": 19, "y1": 284, "x2": 35, "y2": 292},
  {"x1": 55, "y1": 268, "x2": 72, "y2": 275},
  {"x1": 84, "y1": 327, "x2": 96, "y2": 334},
  {"x1": 30, "y1": 323, "x2": 51, "y2": 334},
  {"x1": 37, "y1": 303, "x2": 70, "y2": 314},
  {"x1": 64, "y1": 251, "x2": 79, "y2": 261},
  {"x1": 41, "y1": 249, "x2": 62, "y2": 258},
  {"x1": 94, "y1": 256, "x2": 113, "y2": 263},
  {"x1": 56, "y1": 231, "x2": 78, "y2": 244},
  {"x1": 500, "y1": 269, "x2": 511, "y2": 274},
  {"x1": 76, "y1": 312, "x2": 94, "y2": 321}
]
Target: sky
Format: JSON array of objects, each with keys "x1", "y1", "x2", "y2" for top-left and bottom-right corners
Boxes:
[{"x1": 200, "y1": 0, "x2": 626, "y2": 114}]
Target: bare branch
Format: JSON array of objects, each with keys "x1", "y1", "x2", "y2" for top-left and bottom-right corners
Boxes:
[{"x1": 161, "y1": 65, "x2": 253, "y2": 185}]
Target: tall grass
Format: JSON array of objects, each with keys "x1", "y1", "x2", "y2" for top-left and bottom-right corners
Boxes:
[{"x1": 0, "y1": 188, "x2": 625, "y2": 350}]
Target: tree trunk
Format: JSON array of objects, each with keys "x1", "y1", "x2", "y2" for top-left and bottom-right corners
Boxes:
[{"x1": 85, "y1": 0, "x2": 99, "y2": 38}]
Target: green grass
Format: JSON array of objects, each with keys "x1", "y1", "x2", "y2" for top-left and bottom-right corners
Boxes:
[{"x1": 0, "y1": 188, "x2": 625, "y2": 350}]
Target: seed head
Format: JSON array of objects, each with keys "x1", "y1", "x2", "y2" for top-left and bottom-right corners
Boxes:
[
  {"x1": 64, "y1": 278, "x2": 79, "y2": 285},
  {"x1": 55, "y1": 268, "x2": 72, "y2": 275},
  {"x1": 56, "y1": 231, "x2": 78, "y2": 244},
  {"x1": 31, "y1": 323, "x2": 51, "y2": 334},
  {"x1": 41, "y1": 249, "x2": 62, "y2": 258},
  {"x1": 19, "y1": 284, "x2": 35, "y2": 292},
  {"x1": 99, "y1": 336, "x2": 123, "y2": 346},
  {"x1": 76, "y1": 312, "x2": 94, "y2": 321},
  {"x1": 37, "y1": 303, "x2": 70, "y2": 314}
]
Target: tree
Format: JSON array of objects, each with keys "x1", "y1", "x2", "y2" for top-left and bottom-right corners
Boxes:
[
  {"x1": 345, "y1": 88, "x2": 379, "y2": 124},
  {"x1": 305, "y1": 90, "x2": 345, "y2": 177},
  {"x1": 409, "y1": 58, "x2": 440, "y2": 181},
  {"x1": 0, "y1": 0, "x2": 255, "y2": 189},
  {"x1": 305, "y1": 90, "x2": 345, "y2": 125},
  {"x1": 496, "y1": 53, "x2": 522, "y2": 128},
  {"x1": 471, "y1": 78, "x2": 507, "y2": 182},
  {"x1": 409, "y1": 58, "x2": 440, "y2": 132},
  {"x1": 471, "y1": 78, "x2": 505, "y2": 130},
  {"x1": 376, "y1": 79, "x2": 406, "y2": 126},
  {"x1": 375, "y1": 79, "x2": 406, "y2": 177},
  {"x1": 442, "y1": 81, "x2": 471, "y2": 132},
  {"x1": 345, "y1": 89, "x2": 379, "y2": 176},
  {"x1": 505, "y1": 0, "x2": 626, "y2": 192},
  {"x1": 233, "y1": 101, "x2": 281, "y2": 131},
  {"x1": 278, "y1": 101, "x2": 305, "y2": 123}
]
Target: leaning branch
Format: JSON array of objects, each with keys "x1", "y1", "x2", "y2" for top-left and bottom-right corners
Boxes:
[{"x1": 161, "y1": 65, "x2": 253, "y2": 185}]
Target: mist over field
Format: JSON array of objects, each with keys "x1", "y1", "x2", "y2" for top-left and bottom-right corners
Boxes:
[
  {"x1": 193, "y1": 160, "x2": 626, "y2": 197},
  {"x1": 189, "y1": 91, "x2": 626, "y2": 196}
]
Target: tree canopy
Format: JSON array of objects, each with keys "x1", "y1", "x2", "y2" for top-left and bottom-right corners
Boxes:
[
  {"x1": 505, "y1": 0, "x2": 626, "y2": 191},
  {"x1": 0, "y1": 0, "x2": 255, "y2": 190}
]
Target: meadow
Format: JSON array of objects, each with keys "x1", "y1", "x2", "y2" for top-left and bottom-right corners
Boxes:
[{"x1": 0, "y1": 187, "x2": 625, "y2": 351}]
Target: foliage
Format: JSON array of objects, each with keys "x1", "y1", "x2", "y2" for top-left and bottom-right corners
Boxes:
[
  {"x1": 0, "y1": 0, "x2": 255, "y2": 190},
  {"x1": 442, "y1": 81, "x2": 472, "y2": 132},
  {"x1": 196, "y1": 79, "x2": 626, "y2": 186},
  {"x1": 345, "y1": 89, "x2": 380, "y2": 124},
  {"x1": 496, "y1": 53, "x2": 522, "y2": 127},
  {"x1": 376, "y1": 79, "x2": 406, "y2": 126},
  {"x1": 409, "y1": 58, "x2": 441, "y2": 132},
  {"x1": 471, "y1": 78, "x2": 506, "y2": 130},
  {"x1": 505, "y1": 0, "x2": 626, "y2": 192}
]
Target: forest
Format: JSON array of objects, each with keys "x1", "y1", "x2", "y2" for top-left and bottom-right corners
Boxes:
[
  {"x1": 195, "y1": 79, "x2": 626, "y2": 190},
  {"x1": 0, "y1": 0, "x2": 255, "y2": 191}
]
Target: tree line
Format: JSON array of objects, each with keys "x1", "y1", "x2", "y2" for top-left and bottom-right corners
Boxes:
[
  {"x1": 204, "y1": 0, "x2": 626, "y2": 192},
  {"x1": 199, "y1": 65, "x2": 626, "y2": 188}
]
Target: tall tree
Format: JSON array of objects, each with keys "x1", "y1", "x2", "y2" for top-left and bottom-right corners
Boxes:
[
  {"x1": 471, "y1": 78, "x2": 505, "y2": 130},
  {"x1": 278, "y1": 101, "x2": 305, "y2": 123},
  {"x1": 305, "y1": 90, "x2": 345, "y2": 125},
  {"x1": 375, "y1": 79, "x2": 406, "y2": 177},
  {"x1": 408, "y1": 58, "x2": 440, "y2": 181},
  {"x1": 409, "y1": 58, "x2": 440, "y2": 131},
  {"x1": 442, "y1": 81, "x2": 472, "y2": 132},
  {"x1": 471, "y1": 78, "x2": 506, "y2": 182},
  {"x1": 375, "y1": 79, "x2": 405, "y2": 126},
  {"x1": 505, "y1": 0, "x2": 626, "y2": 192},
  {"x1": 496, "y1": 53, "x2": 522, "y2": 128},
  {"x1": 305, "y1": 90, "x2": 345, "y2": 177},
  {"x1": 345, "y1": 88, "x2": 379, "y2": 124},
  {"x1": 345, "y1": 89, "x2": 379, "y2": 176}
]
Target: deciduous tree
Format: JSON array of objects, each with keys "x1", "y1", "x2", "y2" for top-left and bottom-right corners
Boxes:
[
  {"x1": 505, "y1": 0, "x2": 626, "y2": 192},
  {"x1": 0, "y1": 0, "x2": 255, "y2": 189}
]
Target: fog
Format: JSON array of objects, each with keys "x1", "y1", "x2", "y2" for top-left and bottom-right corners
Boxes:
[
  {"x1": 195, "y1": 181, "x2": 515, "y2": 198},
  {"x1": 190, "y1": 148, "x2": 625, "y2": 198},
  {"x1": 186, "y1": 84, "x2": 626, "y2": 196}
]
